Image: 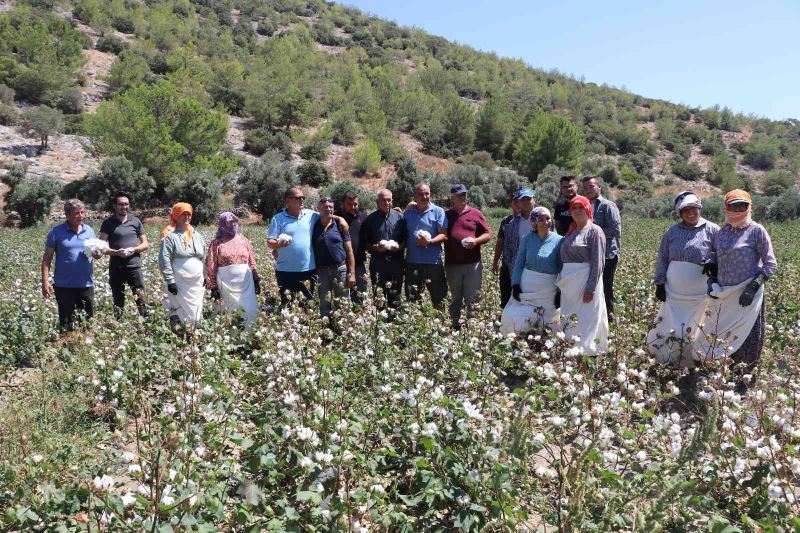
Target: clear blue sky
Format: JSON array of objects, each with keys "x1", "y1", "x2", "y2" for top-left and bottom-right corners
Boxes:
[{"x1": 343, "y1": 0, "x2": 799, "y2": 121}]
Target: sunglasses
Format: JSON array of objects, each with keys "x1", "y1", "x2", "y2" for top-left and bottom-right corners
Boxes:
[{"x1": 289, "y1": 196, "x2": 305, "y2": 201}]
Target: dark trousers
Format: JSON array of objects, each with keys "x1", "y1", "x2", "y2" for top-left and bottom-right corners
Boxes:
[
  {"x1": 109, "y1": 267, "x2": 147, "y2": 317},
  {"x1": 276, "y1": 269, "x2": 317, "y2": 306},
  {"x1": 54, "y1": 286, "x2": 94, "y2": 331},
  {"x1": 499, "y1": 263, "x2": 511, "y2": 309},
  {"x1": 350, "y1": 263, "x2": 368, "y2": 305},
  {"x1": 371, "y1": 268, "x2": 404, "y2": 310},
  {"x1": 603, "y1": 256, "x2": 618, "y2": 320},
  {"x1": 405, "y1": 263, "x2": 447, "y2": 307}
]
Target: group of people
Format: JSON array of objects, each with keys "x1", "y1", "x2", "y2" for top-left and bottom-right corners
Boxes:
[{"x1": 40, "y1": 179, "x2": 776, "y2": 394}]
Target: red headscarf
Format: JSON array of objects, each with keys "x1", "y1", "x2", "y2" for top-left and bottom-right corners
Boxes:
[{"x1": 566, "y1": 195, "x2": 593, "y2": 236}]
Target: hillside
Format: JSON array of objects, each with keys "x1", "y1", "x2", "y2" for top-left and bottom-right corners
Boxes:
[{"x1": 1, "y1": 0, "x2": 799, "y2": 218}]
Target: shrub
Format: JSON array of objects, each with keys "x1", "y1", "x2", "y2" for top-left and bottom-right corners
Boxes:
[
  {"x1": 96, "y1": 35, "x2": 127, "y2": 55},
  {"x1": 353, "y1": 138, "x2": 382, "y2": 175},
  {"x1": 298, "y1": 140, "x2": 330, "y2": 161},
  {"x1": 720, "y1": 172, "x2": 746, "y2": 193},
  {"x1": 460, "y1": 151, "x2": 495, "y2": 170},
  {"x1": 11, "y1": 66, "x2": 72, "y2": 104},
  {"x1": 0, "y1": 103, "x2": 17, "y2": 126},
  {"x1": 297, "y1": 161, "x2": 331, "y2": 187},
  {"x1": 244, "y1": 128, "x2": 293, "y2": 159},
  {"x1": 331, "y1": 106, "x2": 357, "y2": 145},
  {"x1": 387, "y1": 156, "x2": 417, "y2": 208},
  {"x1": 766, "y1": 189, "x2": 800, "y2": 221},
  {"x1": 112, "y1": 16, "x2": 136, "y2": 33},
  {"x1": 513, "y1": 112, "x2": 583, "y2": 180},
  {"x1": 235, "y1": 154, "x2": 297, "y2": 219},
  {"x1": 257, "y1": 19, "x2": 277, "y2": 36},
  {"x1": 61, "y1": 156, "x2": 155, "y2": 207},
  {"x1": 53, "y1": 88, "x2": 84, "y2": 115},
  {"x1": 20, "y1": 105, "x2": 64, "y2": 149},
  {"x1": 743, "y1": 134, "x2": 780, "y2": 170},
  {"x1": 320, "y1": 181, "x2": 373, "y2": 209},
  {"x1": 761, "y1": 170, "x2": 796, "y2": 197},
  {"x1": 707, "y1": 152, "x2": 736, "y2": 186},
  {"x1": 599, "y1": 166, "x2": 620, "y2": 186},
  {"x1": 0, "y1": 84, "x2": 14, "y2": 105},
  {"x1": 164, "y1": 169, "x2": 222, "y2": 225},
  {"x1": 1, "y1": 166, "x2": 61, "y2": 227},
  {"x1": 669, "y1": 155, "x2": 703, "y2": 181}
]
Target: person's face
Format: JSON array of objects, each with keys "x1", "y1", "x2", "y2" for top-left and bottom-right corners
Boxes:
[
  {"x1": 518, "y1": 196, "x2": 534, "y2": 214},
  {"x1": 318, "y1": 201, "x2": 335, "y2": 217},
  {"x1": 414, "y1": 185, "x2": 430, "y2": 206},
  {"x1": 727, "y1": 202, "x2": 749, "y2": 213},
  {"x1": 177, "y1": 211, "x2": 192, "y2": 227},
  {"x1": 680, "y1": 206, "x2": 700, "y2": 226},
  {"x1": 377, "y1": 192, "x2": 393, "y2": 213},
  {"x1": 67, "y1": 208, "x2": 85, "y2": 227},
  {"x1": 114, "y1": 197, "x2": 130, "y2": 217},
  {"x1": 342, "y1": 196, "x2": 359, "y2": 215},
  {"x1": 535, "y1": 213, "x2": 552, "y2": 233},
  {"x1": 570, "y1": 205, "x2": 588, "y2": 224},
  {"x1": 286, "y1": 190, "x2": 305, "y2": 212},
  {"x1": 451, "y1": 193, "x2": 467, "y2": 211},
  {"x1": 510, "y1": 198, "x2": 520, "y2": 214},
  {"x1": 582, "y1": 179, "x2": 601, "y2": 200},
  {"x1": 561, "y1": 180, "x2": 577, "y2": 199}
]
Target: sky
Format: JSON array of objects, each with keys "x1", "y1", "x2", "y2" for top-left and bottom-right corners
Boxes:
[{"x1": 343, "y1": 0, "x2": 799, "y2": 121}]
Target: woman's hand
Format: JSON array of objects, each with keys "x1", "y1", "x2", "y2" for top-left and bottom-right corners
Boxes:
[
  {"x1": 167, "y1": 283, "x2": 178, "y2": 295},
  {"x1": 655, "y1": 284, "x2": 666, "y2": 302}
]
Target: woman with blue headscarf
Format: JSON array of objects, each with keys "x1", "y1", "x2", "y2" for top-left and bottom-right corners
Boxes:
[{"x1": 205, "y1": 212, "x2": 260, "y2": 324}]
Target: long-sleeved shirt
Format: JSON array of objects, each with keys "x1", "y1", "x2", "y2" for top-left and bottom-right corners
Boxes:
[
  {"x1": 592, "y1": 196, "x2": 621, "y2": 259},
  {"x1": 559, "y1": 223, "x2": 606, "y2": 293},
  {"x1": 360, "y1": 209, "x2": 407, "y2": 274},
  {"x1": 336, "y1": 210, "x2": 368, "y2": 266},
  {"x1": 158, "y1": 229, "x2": 206, "y2": 285},
  {"x1": 712, "y1": 222, "x2": 777, "y2": 286},
  {"x1": 502, "y1": 212, "x2": 533, "y2": 268},
  {"x1": 653, "y1": 219, "x2": 720, "y2": 285},
  {"x1": 511, "y1": 232, "x2": 563, "y2": 285},
  {"x1": 205, "y1": 234, "x2": 258, "y2": 289}
]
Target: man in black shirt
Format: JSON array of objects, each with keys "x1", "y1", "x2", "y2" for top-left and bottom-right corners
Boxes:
[
  {"x1": 554, "y1": 175, "x2": 578, "y2": 236},
  {"x1": 99, "y1": 192, "x2": 150, "y2": 317},
  {"x1": 335, "y1": 191, "x2": 369, "y2": 304},
  {"x1": 491, "y1": 195, "x2": 519, "y2": 309},
  {"x1": 360, "y1": 189, "x2": 407, "y2": 311}
]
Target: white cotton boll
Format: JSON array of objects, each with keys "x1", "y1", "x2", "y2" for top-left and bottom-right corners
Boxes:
[
  {"x1": 84, "y1": 238, "x2": 109, "y2": 257},
  {"x1": 461, "y1": 237, "x2": 473, "y2": 248},
  {"x1": 379, "y1": 239, "x2": 400, "y2": 251},
  {"x1": 414, "y1": 229, "x2": 431, "y2": 241},
  {"x1": 277, "y1": 233, "x2": 293, "y2": 245}
]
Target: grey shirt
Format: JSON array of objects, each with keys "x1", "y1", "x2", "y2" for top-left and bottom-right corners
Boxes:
[
  {"x1": 591, "y1": 196, "x2": 621, "y2": 259},
  {"x1": 560, "y1": 223, "x2": 606, "y2": 293},
  {"x1": 100, "y1": 215, "x2": 145, "y2": 269},
  {"x1": 158, "y1": 230, "x2": 206, "y2": 285}
]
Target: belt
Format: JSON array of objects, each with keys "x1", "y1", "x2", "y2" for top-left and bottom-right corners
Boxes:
[{"x1": 318, "y1": 261, "x2": 346, "y2": 270}]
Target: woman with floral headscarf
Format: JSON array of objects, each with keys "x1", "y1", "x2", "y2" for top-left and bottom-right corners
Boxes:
[
  {"x1": 556, "y1": 195, "x2": 608, "y2": 354},
  {"x1": 206, "y1": 212, "x2": 260, "y2": 324},
  {"x1": 158, "y1": 203, "x2": 206, "y2": 326},
  {"x1": 699, "y1": 189, "x2": 777, "y2": 395},
  {"x1": 647, "y1": 191, "x2": 720, "y2": 370}
]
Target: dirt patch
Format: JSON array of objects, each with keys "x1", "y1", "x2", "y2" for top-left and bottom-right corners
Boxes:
[
  {"x1": 0, "y1": 125, "x2": 100, "y2": 182},
  {"x1": 689, "y1": 146, "x2": 711, "y2": 172},
  {"x1": 81, "y1": 49, "x2": 115, "y2": 112},
  {"x1": 314, "y1": 43, "x2": 346, "y2": 55},
  {"x1": 638, "y1": 121, "x2": 659, "y2": 141},
  {"x1": 396, "y1": 132, "x2": 455, "y2": 174}
]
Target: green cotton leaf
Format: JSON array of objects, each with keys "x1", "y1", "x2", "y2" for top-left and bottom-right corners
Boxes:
[
  {"x1": 399, "y1": 494, "x2": 422, "y2": 506},
  {"x1": 296, "y1": 490, "x2": 321, "y2": 504}
]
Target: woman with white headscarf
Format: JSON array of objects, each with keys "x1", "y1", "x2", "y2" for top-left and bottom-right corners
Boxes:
[
  {"x1": 501, "y1": 207, "x2": 563, "y2": 334},
  {"x1": 646, "y1": 191, "x2": 720, "y2": 369}
]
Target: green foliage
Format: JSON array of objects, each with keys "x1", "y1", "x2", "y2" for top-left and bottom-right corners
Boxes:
[
  {"x1": 96, "y1": 35, "x2": 127, "y2": 55},
  {"x1": 0, "y1": 102, "x2": 17, "y2": 125},
  {"x1": 164, "y1": 169, "x2": 222, "y2": 224},
  {"x1": 475, "y1": 97, "x2": 513, "y2": 160},
  {"x1": 297, "y1": 160, "x2": 331, "y2": 187},
  {"x1": 744, "y1": 134, "x2": 781, "y2": 170},
  {"x1": 53, "y1": 87, "x2": 84, "y2": 115},
  {"x1": 331, "y1": 105, "x2": 358, "y2": 145},
  {"x1": 720, "y1": 173, "x2": 746, "y2": 194},
  {"x1": 244, "y1": 128, "x2": 294, "y2": 159},
  {"x1": 1, "y1": 165, "x2": 61, "y2": 227},
  {"x1": 0, "y1": 83, "x2": 14, "y2": 105},
  {"x1": 459, "y1": 150, "x2": 495, "y2": 170},
  {"x1": 761, "y1": 170, "x2": 796, "y2": 197},
  {"x1": 20, "y1": 105, "x2": 63, "y2": 148},
  {"x1": 61, "y1": 156, "x2": 156, "y2": 207},
  {"x1": 669, "y1": 155, "x2": 703, "y2": 181},
  {"x1": 618, "y1": 164, "x2": 652, "y2": 198},
  {"x1": 298, "y1": 140, "x2": 330, "y2": 161},
  {"x1": 387, "y1": 156, "x2": 418, "y2": 207},
  {"x1": 766, "y1": 189, "x2": 800, "y2": 221},
  {"x1": 353, "y1": 138, "x2": 382, "y2": 175},
  {"x1": 85, "y1": 81, "x2": 228, "y2": 186},
  {"x1": 320, "y1": 180, "x2": 374, "y2": 209},
  {"x1": 235, "y1": 154, "x2": 297, "y2": 218},
  {"x1": 707, "y1": 151, "x2": 737, "y2": 186},
  {"x1": 513, "y1": 112, "x2": 583, "y2": 179},
  {"x1": 106, "y1": 51, "x2": 154, "y2": 94}
]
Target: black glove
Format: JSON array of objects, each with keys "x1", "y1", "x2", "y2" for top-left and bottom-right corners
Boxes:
[
  {"x1": 655, "y1": 284, "x2": 666, "y2": 302},
  {"x1": 553, "y1": 288, "x2": 561, "y2": 308},
  {"x1": 167, "y1": 283, "x2": 178, "y2": 295},
  {"x1": 739, "y1": 273, "x2": 766, "y2": 307},
  {"x1": 254, "y1": 278, "x2": 261, "y2": 295},
  {"x1": 701, "y1": 262, "x2": 718, "y2": 278},
  {"x1": 210, "y1": 287, "x2": 221, "y2": 300},
  {"x1": 512, "y1": 284, "x2": 521, "y2": 301},
  {"x1": 706, "y1": 277, "x2": 718, "y2": 299}
]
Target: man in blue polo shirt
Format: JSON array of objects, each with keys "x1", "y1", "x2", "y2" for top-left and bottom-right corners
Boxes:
[
  {"x1": 404, "y1": 182, "x2": 448, "y2": 309},
  {"x1": 41, "y1": 199, "x2": 99, "y2": 331}
]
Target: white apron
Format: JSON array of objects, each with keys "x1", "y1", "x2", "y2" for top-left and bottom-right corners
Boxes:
[
  {"x1": 646, "y1": 261, "x2": 713, "y2": 368},
  {"x1": 164, "y1": 256, "x2": 204, "y2": 324},
  {"x1": 694, "y1": 278, "x2": 764, "y2": 360},
  {"x1": 556, "y1": 263, "x2": 608, "y2": 355},
  {"x1": 215, "y1": 264, "x2": 259, "y2": 324},
  {"x1": 500, "y1": 270, "x2": 560, "y2": 335}
]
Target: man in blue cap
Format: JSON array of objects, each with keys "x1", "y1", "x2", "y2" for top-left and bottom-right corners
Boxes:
[{"x1": 500, "y1": 188, "x2": 536, "y2": 286}]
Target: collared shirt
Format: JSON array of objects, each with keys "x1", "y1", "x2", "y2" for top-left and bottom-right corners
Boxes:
[
  {"x1": 511, "y1": 232, "x2": 563, "y2": 285},
  {"x1": 560, "y1": 223, "x2": 606, "y2": 293},
  {"x1": 336, "y1": 210, "x2": 368, "y2": 266},
  {"x1": 404, "y1": 203, "x2": 448, "y2": 265},
  {"x1": 45, "y1": 222, "x2": 97, "y2": 288},
  {"x1": 554, "y1": 197, "x2": 574, "y2": 236},
  {"x1": 361, "y1": 209, "x2": 407, "y2": 273},
  {"x1": 502, "y1": 212, "x2": 533, "y2": 268},
  {"x1": 444, "y1": 206, "x2": 490, "y2": 265},
  {"x1": 591, "y1": 196, "x2": 621, "y2": 259},
  {"x1": 712, "y1": 222, "x2": 777, "y2": 286},
  {"x1": 312, "y1": 218, "x2": 350, "y2": 267},
  {"x1": 100, "y1": 215, "x2": 145, "y2": 269},
  {"x1": 268, "y1": 208, "x2": 319, "y2": 272},
  {"x1": 653, "y1": 218, "x2": 720, "y2": 284}
]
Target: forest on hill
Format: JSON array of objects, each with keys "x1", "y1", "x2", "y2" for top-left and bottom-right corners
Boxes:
[{"x1": 1, "y1": 0, "x2": 800, "y2": 224}]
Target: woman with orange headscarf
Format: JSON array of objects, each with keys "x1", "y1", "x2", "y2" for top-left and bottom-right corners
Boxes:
[
  {"x1": 555, "y1": 195, "x2": 608, "y2": 355},
  {"x1": 158, "y1": 203, "x2": 207, "y2": 326},
  {"x1": 698, "y1": 189, "x2": 777, "y2": 395}
]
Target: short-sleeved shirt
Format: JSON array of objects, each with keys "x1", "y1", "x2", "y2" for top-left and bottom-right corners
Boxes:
[
  {"x1": 45, "y1": 222, "x2": 96, "y2": 288},
  {"x1": 554, "y1": 197, "x2": 574, "y2": 236},
  {"x1": 404, "y1": 203, "x2": 448, "y2": 265},
  {"x1": 444, "y1": 206, "x2": 490, "y2": 265},
  {"x1": 336, "y1": 210, "x2": 368, "y2": 266},
  {"x1": 312, "y1": 219, "x2": 350, "y2": 267},
  {"x1": 268, "y1": 208, "x2": 319, "y2": 272},
  {"x1": 361, "y1": 209, "x2": 407, "y2": 273},
  {"x1": 100, "y1": 215, "x2": 145, "y2": 269}
]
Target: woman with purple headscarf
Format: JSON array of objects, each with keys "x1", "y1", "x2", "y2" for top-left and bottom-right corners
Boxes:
[{"x1": 206, "y1": 212, "x2": 260, "y2": 324}]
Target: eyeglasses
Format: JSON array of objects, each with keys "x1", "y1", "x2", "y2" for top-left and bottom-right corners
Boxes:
[{"x1": 289, "y1": 196, "x2": 305, "y2": 201}]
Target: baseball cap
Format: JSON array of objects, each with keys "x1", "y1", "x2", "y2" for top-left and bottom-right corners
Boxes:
[
  {"x1": 450, "y1": 184, "x2": 468, "y2": 194},
  {"x1": 514, "y1": 188, "x2": 536, "y2": 200}
]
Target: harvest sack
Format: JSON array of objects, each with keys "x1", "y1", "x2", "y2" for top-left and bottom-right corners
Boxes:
[
  {"x1": 164, "y1": 256, "x2": 204, "y2": 324},
  {"x1": 646, "y1": 261, "x2": 713, "y2": 367},
  {"x1": 695, "y1": 278, "x2": 764, "y2": 360},
  {"x1": 500, "y1": 270, "x2": 559, "y2": 335},
  {"x1": 556, "y1": 262, "x2": 608, "y2": 355},
  {"x1": 215, "y1": 263, "x2": 259, "y2": 324}
]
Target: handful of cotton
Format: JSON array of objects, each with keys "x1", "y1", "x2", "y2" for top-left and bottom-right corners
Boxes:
[
  {"x1": 461, "y1": 237, "x2": 474, "y2": 248},
  {"x1": 277, "y1": 233, "x2": 293, "y2": 245},
  {"x1": 83, "y1": 238, "x2": 109, "y2": 257},
  {"x1": 414, "y1": 229, "x2": 431, "y2": 241},
  {"x1": 120, "y1": 247, "x2": 135, "y2": 258},
  {"x1": 379, "y1": 239, "x2": 400, "y2": 251}
]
